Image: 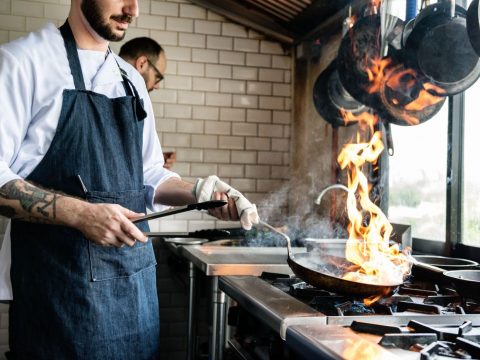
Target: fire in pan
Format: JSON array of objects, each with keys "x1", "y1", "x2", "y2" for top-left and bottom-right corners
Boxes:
[{"x1": 260, "y1": 222, "x2": 404, "y2": 298}]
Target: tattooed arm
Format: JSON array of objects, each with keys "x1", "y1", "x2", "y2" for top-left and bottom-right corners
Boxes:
[
  {"x1": 0, "y1": 179, "x2": 147, "y2": 247},
  {"x1": 0, "y1": 179, "x2": 64, "y2": 222}
]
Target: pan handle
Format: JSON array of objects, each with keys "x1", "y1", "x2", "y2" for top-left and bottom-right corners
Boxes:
[
  {"x1": 412, "y1": 259, "x2": 445, "y2": 274},
  {"x1": 258, "y1": 220, "x2": 293, "y2": 258}
]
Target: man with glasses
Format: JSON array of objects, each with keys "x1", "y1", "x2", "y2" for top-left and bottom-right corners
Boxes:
[
  {"x1": 119, "y1": 37, "x2": 177, "y2": 169},
  {"x1": 119, "y1": 37, "x2": 165, "y2": 92}
]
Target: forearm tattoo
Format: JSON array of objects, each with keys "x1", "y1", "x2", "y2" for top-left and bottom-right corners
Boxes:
[{"x1": 0, "y1": 180, "x2": 62, "y2": 220}]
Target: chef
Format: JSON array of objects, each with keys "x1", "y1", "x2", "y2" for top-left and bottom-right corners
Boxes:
[{"x1": 0, "y1": 0, "x2": 258, "y2": 359}]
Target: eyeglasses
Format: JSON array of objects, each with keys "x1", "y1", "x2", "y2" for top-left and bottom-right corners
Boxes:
[{"x1": 147, "y1": 58, "x2": 164, "y2": 84}]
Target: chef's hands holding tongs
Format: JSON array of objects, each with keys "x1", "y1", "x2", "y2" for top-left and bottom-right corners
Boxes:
[
  {"x1": 194, "y1": 175, "x2": 259, "y2": 230},
  {"x1": 75, "y1": 202, "x2": 148, "y2": 248},
  {"x1": 76, "y1": 175, "x2": 259, "y2": 247}
]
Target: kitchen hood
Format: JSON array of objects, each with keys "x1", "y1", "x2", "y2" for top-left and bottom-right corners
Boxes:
[{"x1": 189, "y1": 0, "x2": 355, "y2": 44}]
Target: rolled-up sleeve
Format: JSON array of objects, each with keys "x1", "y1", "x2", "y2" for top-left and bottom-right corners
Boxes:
[{"x1": 0, "y1": 48, "x2": 31, "y2": 187}]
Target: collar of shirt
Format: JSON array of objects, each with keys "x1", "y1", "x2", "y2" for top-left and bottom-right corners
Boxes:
[{"x1": 77, "y1": 49, "x2": 124, "y2": 91}]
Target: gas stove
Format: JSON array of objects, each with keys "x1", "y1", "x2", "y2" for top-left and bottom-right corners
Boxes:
[{"x1": 220, "y1": 272, "x2": 480, "y2": 360}]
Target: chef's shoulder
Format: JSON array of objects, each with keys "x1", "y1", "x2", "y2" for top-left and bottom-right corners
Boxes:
[{"x1": 0, "y1": 23, "x2": 64, "y2": 68}]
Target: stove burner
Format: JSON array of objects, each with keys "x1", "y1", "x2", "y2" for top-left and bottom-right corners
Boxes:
[
  {"x1": 352, "y1": 320, "x2": 480, "y2": 359},
  {"x1": 351, "y1": 321, "x2": 403, "y2": 335},
  {"x1": 262, "y1": 273, "x2": 480, "y2": 319},
  {"x1": 379, "y1": 333, "x2": 438, "y2": 350}
]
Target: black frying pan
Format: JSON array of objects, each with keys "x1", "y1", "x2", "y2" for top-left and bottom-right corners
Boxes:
[
  {"x1": 467, "y1": 0, "x2": 480, "y2": 57},
  {"x1": 404, "y1": 0, "x2": 480, "y2": 95},
  {"x1": 337, "y1": 13, "x2": 445, "y2": 126},
  {"x1": 413, "y1": 255, "x2": 478, "y2": 270},
  {"x1": 313, "y1": 60, "x2": 367, "y2": 128},
  {"x1": 261, "y1": 222, "x2": 401, "y2": 297},
  {"x1": 288, "y1": 252, "x2": 400, "y2": 297},
  {"x1": 413, "y1": 260, "x2": 480, "y2": 301},
  {"x1": 412, "y1": 255, "x2": 478, "y2": 283}
]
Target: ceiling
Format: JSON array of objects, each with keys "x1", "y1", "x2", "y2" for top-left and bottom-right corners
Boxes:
[{"x1": 189, "y1": 0, "x2": 356, "y2": 45}]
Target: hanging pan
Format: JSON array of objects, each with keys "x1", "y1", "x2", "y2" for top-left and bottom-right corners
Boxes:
[
  {"x1": 313, "y1": 60, "x2": 367, "y2": 128},
  {"x1": 337, "y1": 13, "x2": 445, "y2": 126},
  {"x1": 467, "y1": 0, "x2": 480, "y2": 57},
  {"x1": 404, "y1": 0, "x2": 480, "y2": 95},
  {"x1": 337, "y1": 13, "x2": 402, "y2": 111}
]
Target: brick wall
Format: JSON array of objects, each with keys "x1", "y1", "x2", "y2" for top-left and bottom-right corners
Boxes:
[{"x1": 0, "y1": 0, "x2": 293, "y2": 358}]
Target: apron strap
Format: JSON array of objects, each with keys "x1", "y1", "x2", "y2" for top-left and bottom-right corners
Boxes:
[
  {"x1": 113, "y1": 54, "x2": 148, "y2": 121},
  {"x1": 59, "y1": 21, "x2": 86, "y2": 91}
]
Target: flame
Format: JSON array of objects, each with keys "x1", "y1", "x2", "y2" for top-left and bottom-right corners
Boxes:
[
  {"x1": 340, "y1": 108, "x2": 378, "y2": 129},
  {"x1": 337, "y1": 111, "x2": 412, "y2": 295},
  {"x1": 366, "y1": 57, "x2": 391, "y2": 94},
  {"x1": 342, "y1": 338, "x2": 384, "y2": 360}
]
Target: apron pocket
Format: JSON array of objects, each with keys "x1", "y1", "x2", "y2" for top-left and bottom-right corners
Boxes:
[{"x1": 86, "y1": 189, "x2": 156, "y2": 281}]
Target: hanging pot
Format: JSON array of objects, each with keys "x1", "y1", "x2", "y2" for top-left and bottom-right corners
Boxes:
[
  {"x1": 337, "y1": 14, "x2": 402, "y2": 110},
  {"x1": 379, "y1": 62, "x2": 446, "y2": 126},
  {"x1": 404, "y1": 0, "x2": 480, "y2": 95},
  {"x1": 337, "y1": 13, "x2": 445, "y2": 126},
  {"x1": 467, "y1": 0, "x2": 480, "y2": 57},
  {"x1": 313, "y1": 60, "x2": 367, "y2": 128}
]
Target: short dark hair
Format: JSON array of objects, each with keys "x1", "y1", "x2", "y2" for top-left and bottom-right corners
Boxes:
[{"x1": 119, "y1": 37, "x2": 164, "y2": 62}]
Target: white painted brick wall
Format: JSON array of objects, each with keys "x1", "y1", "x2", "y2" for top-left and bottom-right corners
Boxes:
[{"x1": 0, "y1": 1, "x2": 293, "y2": 357}]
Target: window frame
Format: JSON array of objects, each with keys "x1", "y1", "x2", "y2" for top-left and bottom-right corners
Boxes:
[{"x1": 408, "y1": 93, "x2": 480, "y2": 262}]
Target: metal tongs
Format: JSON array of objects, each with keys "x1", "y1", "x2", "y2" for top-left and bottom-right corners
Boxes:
[{"x1": 133, "y1": 200, "x2": 227, "y2": 223}]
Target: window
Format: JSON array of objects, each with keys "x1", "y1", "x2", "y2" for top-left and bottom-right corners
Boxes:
[
  {"x1": 388, "y1": 104, "x2": 448, "y2": 242},
  {"x1": 463, "y1": 82, "x2": 480, "y2": 247}
]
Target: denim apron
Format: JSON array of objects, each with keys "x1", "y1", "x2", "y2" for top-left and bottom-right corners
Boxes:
[{"x1": 9, "y1": 21, "x2": 159, "y2": 360}]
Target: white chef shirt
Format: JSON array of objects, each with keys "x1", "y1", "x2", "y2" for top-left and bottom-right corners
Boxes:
[{"x1": 0, "y1": 23, "x2": 180, "y2": 300}]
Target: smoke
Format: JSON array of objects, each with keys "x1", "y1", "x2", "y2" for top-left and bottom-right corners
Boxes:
[{"x1": 255, "y1": 180, "x2": 349, "y2": 245}]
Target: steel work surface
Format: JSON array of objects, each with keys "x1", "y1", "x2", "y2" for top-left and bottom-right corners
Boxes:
[{"x1": 180, "y1": 245, "x2": 305, "y2": 276}]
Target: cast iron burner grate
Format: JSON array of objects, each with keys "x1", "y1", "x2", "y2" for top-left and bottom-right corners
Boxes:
[
  {"x1": 261, "y1": 272, "x2": 480, "y2": 316},
  {"x1": 355, "y1": 320, "x2": 480, "y2": 359}
]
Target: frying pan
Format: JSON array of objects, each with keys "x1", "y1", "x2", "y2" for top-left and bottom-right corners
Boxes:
[
  {"x1": 337, "y1": 13, "x2": 445, "y2": 126},
  {"x1": 467, "y1": 0, "x2": 480, "y2": 57},
  {"x1": 260, "y1": 221, "x2": 402, "y2": 297},
  {"x1": 404, "y1": 0, "x2": 480, "y2": 95},
  {"x1": 378, "y1": 62, "x2": 446, "y2": 126},
  {"x1": 413, "y1": 260, "x2": 480, "y2": 301},
  {"x1": 313, "y1": 60, "x2": 366, "y2": 128},
  {"x1": 412, "y1": 255, "x2": 478, "y2": 270},
  {"x1": 337, "y1": 14, "x2": 402, "y2": 111}
]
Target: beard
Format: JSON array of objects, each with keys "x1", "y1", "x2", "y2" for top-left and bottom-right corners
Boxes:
[{"x1": 81, "y1": 0, "x2": 132, "y2": 41}]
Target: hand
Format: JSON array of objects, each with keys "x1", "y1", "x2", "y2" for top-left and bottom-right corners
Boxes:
[
  {"x1": 75, "y1": 203, "x2": 148, "y2": 248},
  {"x1": 194, "y1": 175, "x2": 259, "y2": 230},
  {"x1": 163, "y1": 151, "x2": 176, "y2": 170}
]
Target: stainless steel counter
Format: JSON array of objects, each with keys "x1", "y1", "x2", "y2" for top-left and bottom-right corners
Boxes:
[
  {"x1": 220, "y1": 276, "x2": 325, "y2": 339},
  {"x1": 286, "y1": 324, "x2": 407, "y2": 360},
  {"x1": 180, "y1": 245, "x2": 300, "y2": 276},
  {"x1": 179, "y1": 245, "x2": 302, "y2": 360}
]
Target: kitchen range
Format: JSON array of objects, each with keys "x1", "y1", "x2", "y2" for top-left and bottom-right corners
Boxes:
[{"x1": 220, "y1": 265, "x2": 480, "y2": 360}]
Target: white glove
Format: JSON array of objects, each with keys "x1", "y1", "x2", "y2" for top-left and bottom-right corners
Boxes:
[{"x1": 194, "y1": 175, "x2": 259, "y2": 230}]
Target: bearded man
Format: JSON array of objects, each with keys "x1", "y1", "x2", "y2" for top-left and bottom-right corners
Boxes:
[{"x1": 0, "y1": 0, "x2": 259, "y2": 359}]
